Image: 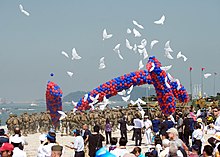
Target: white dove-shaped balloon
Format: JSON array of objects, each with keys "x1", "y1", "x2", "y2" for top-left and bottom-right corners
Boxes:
[
  {"x1": 204, "y1": 73, "x2": 212, "y2": 79},
  {"x1": 71, "y1": 101, "x2": 78, "y2": 107},
  {"x1": 67, "y1": 71, "x2": 73, "y2": 77},
  {"x1": 165, "y1": 51, "x2": 174, "y2": 59},
  {"x1": 113, "y1": 44, "x2": 120, "y2": 52},
  {"x1": 154, "y1": 15, "x2": 165, "y2": 25},
  {"x1": 138, "y1": 39, "x2": 147, "y2": 49},
  {"x1": 73, "y1": 108, "x2": 77, "y2": 114},
  {"x1": 89, "y1": 94, "x2": 99, "y2": 104},
  {"x1": 117, "y1": 50, "x2": 124, "y2": 60},
  {"x1": 161, "y1": 65, "x2": 172, "y2": 71},
  {"x1": 118, "y1": 90, "x2": 126, "y2": 96},
  {"x1": 149, "y1": 63, "x2": 155, "y2": 72},
  {"x1": 133, "y1": 44, "x2": 137, "y2": 53},
  {"x1": 133, "y1": 28, "x2": 141, "y2": 37},
  {"x1": 72, "y1": 48, "x2": 82, "y2": 60},
  {"x1": 99, "y1": 57, "x2": 106, "y2": 69},
  {"x1": 58, "y1": 111, "x2": 67, "y2": 120},
  {"x1": 127, "y1": 85, "x2": 134, "y2": 95},
  {"x1": 167, "y1": 73, "x2": 175, "y2": 82},
  {"x1": 127, "y1": 28, "x2": 132, "y2": 34},
  {"x1": 132, "y1": 20, "x2": 144, "y2": 29},
  {"x1": 177, "y1": 51, "x2": 187, "y2": 62},
  {"x1": 19, "y1": 4, "x2": 30, "y2": 16},
  {"x1": 164, "y1": 41, "x2": 173, "y2": 52},
  {"x1": 83, "y1": 94, "x2": 89, "y2": 102},
  {"x1": 136, "y1": 98, "x2": 146, "y2": 104},
  {"x1": 89, "y1": 103, "x2": 95, "y2": 110},
  {"x1": 175, "y1": 79, "x2": 181, "y2": 90},
  {"x1": 165, "y1": 76, "x2": 171, "y2": 88},
  {"x1": 103, "y1": 29, "x2": 113, "y2": 40},
  {"x1": 130, "y1": 100, "x2": 136, "y2": 105},
  {"x1": 122, "y1": 95, "x2": 130, "y2": 102},
  {"x1": 150, "y1": 40, "x2": 159, "y2": 49},
  {"x1": 139, "y1": 60, "x2": 144, "y2": 70},
  {"x1": 126, "y1": 39, "x2": 133, "y2": 50},
  {"x1": 61, "y1": 51, "x2": 69, "y2": 58}
]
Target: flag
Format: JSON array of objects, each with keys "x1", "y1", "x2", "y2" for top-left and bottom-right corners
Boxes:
[
  {"x1": 202, "y1": 68, "x2": 205, "y2": 71},
  {"x1": 189, "y1": 67, "x2": 193, "y2": 71}
]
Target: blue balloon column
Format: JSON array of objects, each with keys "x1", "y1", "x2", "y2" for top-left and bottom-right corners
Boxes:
[
  {"x1": 75, "y1": 56, "x2": 189, "y2": 115},
  {"x1": 45, "y1": 81, "x2": 63, "y2": 127}
]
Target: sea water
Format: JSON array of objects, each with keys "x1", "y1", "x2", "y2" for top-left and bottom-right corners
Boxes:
[{"x1": 0, "y1": 101, "x2": 127, "y2": 126}]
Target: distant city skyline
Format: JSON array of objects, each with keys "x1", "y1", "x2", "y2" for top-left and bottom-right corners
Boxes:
[{"x1": 0, "y1": 1, "x2": 219, "y2": 101}]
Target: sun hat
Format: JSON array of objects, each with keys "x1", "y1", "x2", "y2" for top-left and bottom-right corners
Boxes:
[
  {"x1": 166, "y1": 128, "x2": 178, "y2": 135},
  {"x1": 39, "y1": 134, "x2": 47, "y2": 142}
]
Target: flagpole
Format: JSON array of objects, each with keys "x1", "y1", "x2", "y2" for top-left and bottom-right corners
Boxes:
[
  {"x1": 201, "y1": 68, "x2": 204, "y2": 98},
  {"x1": 214, "y1": 73, "x2": 217, "y2": 96},
  {"x1": 189, "y1": 67, "x2": 193, "y2": 101}
]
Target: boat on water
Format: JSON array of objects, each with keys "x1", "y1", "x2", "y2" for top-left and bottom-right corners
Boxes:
[{"x1": 30, "y1": 103, "x2": 38, "y2": 106}]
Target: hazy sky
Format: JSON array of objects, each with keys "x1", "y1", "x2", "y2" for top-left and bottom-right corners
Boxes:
[{"x1": 0, "y1": 1, "x2": 220, "y2": 101}]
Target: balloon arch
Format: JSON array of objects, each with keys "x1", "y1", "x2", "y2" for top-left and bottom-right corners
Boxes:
[{"x1": 75, "y1": 56, "x2": 189, "y2": 115}]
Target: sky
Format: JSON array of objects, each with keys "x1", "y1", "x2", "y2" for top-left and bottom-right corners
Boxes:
[{"x1": 0, "y1": 0, "x2": 220, "y2": 101}]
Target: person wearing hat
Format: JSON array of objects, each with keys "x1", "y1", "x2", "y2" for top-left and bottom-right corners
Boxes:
[
  {"x1": 144, "y1": 115, "x2": 152, "y2": 145},
  {"x1": 0, "y1": 129, "x2": 9, "y2": 147},
  {"x1": 51, "y1": 145, "x2": 63, "y2": 157},
  {"x1": 65, "y1": 129, "x2": 84, "y2": 157},
  {"x1": 167, "y1": 128, "x2": 188, "y2": 153},
  {"x1": 10, "y1": 136, "x2": 27, "y2": 157},
  {"x1": 40, "y1": 131, "x2": 59, "y2": 157},
  {"x1": 189, "y1": 144, "x2": 199, "y2": 157},
  {"x1": 0, "y1": 143, "x2": 14, "y2": 157},
  {"x1": 159, "y1": 139, "x2": 170, "y2": 157}
]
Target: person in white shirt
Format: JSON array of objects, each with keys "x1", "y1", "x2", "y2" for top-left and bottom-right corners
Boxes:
[
  {"x1": 65, "y1": 129, "x2": 84, "y2": 157},
  {"x1": 9, "y1": 127, "x2": 28, "y2": 149},
  {"x1": 111, "y1": 137, "x2": 129, "y2": 157},
  {"x1": 133, "y1": 114, "x2": 144, "y2": 146},
  {"x1": 37, "y1": 134, "x2": 47, "y2": 157},
  {"x1": 192, "y1": 123, "x2": 203, "y2": 154},
  {"x1": 51, "y1": 145, "x2": 63, "y2": 157},
  {"x1": 159, "y1": 139, "x2": 170, "y2": 157},
  {"x1": 10, "y1": 136, "x2": 27, "y2": 157},
  {"x1": 144, "y1": 116, "x2": 152, "y2": 145},
  {"x1": 210, "y1": 107, "x2": 220, "y2": 132}
]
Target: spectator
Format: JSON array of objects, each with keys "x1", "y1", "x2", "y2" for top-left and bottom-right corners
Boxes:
[
  {"x1": 202, "y1": 145, "x2": 213, "y2": 157},
  {"x1": 65, "y1": 129, "x2": 84, "y2": 157},
  {"x1": 210, "y1": 107, "x2": 220, "y2": 132},
  {"x1": 9, "y1": 127, "x2": 28, "y2": 150},
  {"x1": 159, "y1": 139, "x2": 170, "y2": 157},
  {"x1": 0, "y1": 143, "x2": 14, "y2": 157},
  {"x1": 189, "y1": 144, "x2": 199, "y2": 157},
  {"x1": 51, "y1": 145, "x2": 63, "y2": 157},
  {"x1": 10, "y1": 136, "x2": 27, "y2": 157},
  {"x1": 133, "y1": 114, "x2": 144, "y2": 146},
  {"x1": 37, "y1": 134, "x2": 47, "y2": 157},
  {"x1": 152, "y1": 116, "x2": 160, "y2": 135},
  {"x1": 0, "y1": 129, "x2": 9, "y2": 147},
  {"x1": 105, "y1": 118, "x2": 112, "y2": 145},
  {"x1": 109, "y1": 137, "x2": 117, "y2": 152},
  {"x1": 40, "y1": 131, "x2": 58, "y2": 157},
  {"x1": 130, "y1": 147, "x2": 142, "y2": 157},
  {"x1": 82, "y1": 124, "x2": 91, "y2": 156},
  {"x1": 192, "y1": 123, "x2": 203, "y2": 154},
  {"x1": 177, "y1": 113, "x2": 184, "y2": 141},
  {"x1": 118, "y1": 116, "x2": 128, "y2": 140},
  {"x1": 143, "y1": 115, "x2": 152, "y2": 145},
  {"x1": 160, "y1": 117, "x2": 168, "y2": 140},
  {"x1": 166, "y1": 128, "x2": 188, "y2": 153},
  {"x1": 168, "y1": 141, "x2": 184, "y2": 157},
  {"x1": 88, "y1": 125, "x2": 104, "y2": 157},
  {"x1": 183, "y1": 114, "x2": 193, "y2": 147},
  {"x1": 111, "y1": 137, "x2": 129, "y2": 157}
]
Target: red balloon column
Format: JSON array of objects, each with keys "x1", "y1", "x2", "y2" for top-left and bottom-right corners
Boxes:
[
  {"x1": 45, "y1": 81, "x2": 63, "y2": 127},
  {"x1": 75, "y1": 56, "x2": 189, "y2": 115}
]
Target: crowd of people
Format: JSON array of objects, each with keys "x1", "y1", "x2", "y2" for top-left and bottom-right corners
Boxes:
[{"x1": 1, "y1": 104, "x2": 220, "y2": 157}]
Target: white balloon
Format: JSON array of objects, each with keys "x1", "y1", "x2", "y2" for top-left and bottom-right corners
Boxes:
[
  {"x1": 154, "y1": 15, "x2": 165, "y2": 25},
  {"x1": 150, "y1": 40, "x2": 159, "y2": 49},
  {"x1": 103, "y1": 29, "x2": 113, "y2": 40},
  {"x1": 132, "y1": 20, "x2": 144, "y2": 29},
  {"x1": 67, "y1": 71, "x2": 73, "y2": 77},
  {"x1": 161, "y1": 65, "x2": 172, "y2": 71},
  {"x1": 127, "y1": 28, "x2": 132, "y2": 34},
  {"x1": 204, "y1": 73, "x2": 212, "y2": 79},
  {"x1": 133, "y1": 28, "x2": 141, "y2": 37},
  {"x1": 139, "y1": 60, "x2": 144, "y2": 70},
  {"x1": 177, "y1": 51, "x2": 187, "y2": 61},
  {"x1": 99, "y1": 57, "x2": 106, "y2": 69},
  {"x1": 126, "y1": 39, "x2": 133, "y2": 50},
  {"x1": 61, "y1": 51, "x2": 69, "y2": 58},
  {"x1": 122, "y1": 95, "x2": 130, "y2": 102},
  {"x1": 118, "y1": 90, "x2": 126, "y2": 96},
  {"x1": 113, "y1": 44, "x2": 121, "y2": 52},
  {"x1": 165, "y1": 51, "x2": 174, "y2": 59},
  {"x1": 72, "y1": 48, "x2": 82, "y2": 60},
  {"x1": 19, "y1": 4, "x2": 30, "y2": 16},
  {"x1": 164, "y1": 41, "x2": 173, "y2": 52},
  {"x1": 127, "y1": 85, "x2": 134, "y2": 95}
]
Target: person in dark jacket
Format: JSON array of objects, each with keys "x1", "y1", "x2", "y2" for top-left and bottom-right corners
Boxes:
[
  {"x1": 118, "y1": 116, "x2": 127, "y2": 140},
  {"x1": 0, "y1": 129, "x2": 9, "y2": 147}
]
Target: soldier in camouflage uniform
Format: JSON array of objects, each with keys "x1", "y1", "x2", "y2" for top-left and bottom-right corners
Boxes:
[
  {"x1": 21, "y1": 112, "x2": 29, "y2": 136},
  {"x1": 6, "y1": 114, "x2": 15, "y2": 135},
  {"x1": 61, "y1": 112, "x2": 69, "y2": 135},
  {"x1": 43, "y1": 111, "x2": 52, "y2": 132}
]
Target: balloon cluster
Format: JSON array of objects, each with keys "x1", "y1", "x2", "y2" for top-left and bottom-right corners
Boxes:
[
  {"x1": 45, "y1": 81, "x2": 63, "y2": 127},
  {"x1": 76, "y1": 69, "x2": 151, "y2": 111},
  {"x1": 75, "y1": 56, "x2": 189, "y2": 115}
]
